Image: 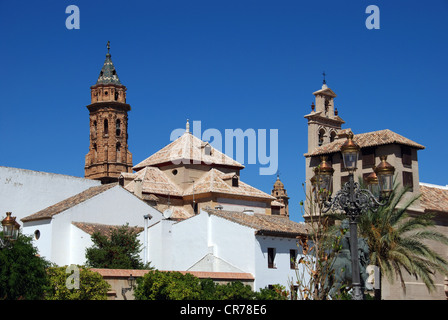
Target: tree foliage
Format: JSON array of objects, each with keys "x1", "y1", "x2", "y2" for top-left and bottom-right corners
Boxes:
[
  {"x1": 358, "y1": 186, "x2": 448, "y2": 295},
  {"x1": 0, "y1": 233, "x2": 50, "y2": 300},
  {"x1": 85, "y1": 224, "x2": 150, "y2": 269},
  {"x1": 294, "y1": 183, "x2": 346, "y2": 300},
  {"x1": 44, "y1": 265, "x2": 111, "y2": 300},
  {"x1": 133, "y1": 270, "x2": 287, "y2": 300}
]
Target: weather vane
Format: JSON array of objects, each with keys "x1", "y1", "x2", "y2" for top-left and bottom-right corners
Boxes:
[
  {"x1": 322, "y1": 71, "x2": 326, "y2": 84},
  {"x1": 107, "y1": 41, "x2": 110, "y2": 53}
]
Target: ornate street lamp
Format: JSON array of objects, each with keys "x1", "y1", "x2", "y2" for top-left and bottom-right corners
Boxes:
[
  {"x1": 314, "y1": 134, "x2": 395, "y2": 300},
  {"x1": 311, "y1": 156, "x2": 334, "y2": 202},
  {"x1": 365, "y1": 169, "x2": 379, "y2": 198},
  {"x1": 340, "y1": 132, "x2": 360, "y2": 171},
  {"x1": 1, "y1": 212, "x2": 20, "y2": 249},
  {"x1": 375, "y1": 155, "x2": 395, "y2": 197}
]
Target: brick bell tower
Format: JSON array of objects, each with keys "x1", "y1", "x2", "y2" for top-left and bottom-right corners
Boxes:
[{"x1": 84, "y1": 41, "x2": 133, "y2": 184}]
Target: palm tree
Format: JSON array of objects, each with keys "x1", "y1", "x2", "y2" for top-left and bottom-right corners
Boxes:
[{"x1": 358, "y1": 186, "x2": 448, "y2": 299}]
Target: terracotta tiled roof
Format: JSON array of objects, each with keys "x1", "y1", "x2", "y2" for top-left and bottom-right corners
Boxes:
[
  {"x1": 133, "y1": 132, "x2": 244, "y2": 171},
  {"x1": 90, "y1": 268, "x2": 254, "y2": 280},
  {"x1": 204, "y1": 208, "x2": 309, "y2": 238},
  {"x1": 72, "y1": 222, "x2": 144, "y2": 237},
  {"x1": 124, "y1": 167, "x2": 183, "y2": 196},
  {"x1": 271, "y1": 200, "x2": 285, "y2": 207},
  {"x1": 21, "y1": 183, "x2": 118, "y2": 222},
  {"x1": 183, "y1": 169, "x2": 275, "y2": 200},
  {"x1": 305, "y1": 129, "x2": 425, "y2": 157},
  {"x1": 420, "y1": 184, "x2": 448, "y2": 213}
]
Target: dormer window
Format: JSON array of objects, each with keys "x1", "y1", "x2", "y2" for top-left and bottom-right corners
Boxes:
[
  {"x1": 204, "y1": 143, "x2": 212, "y2": 156},
  {"x1": 232, "y1": 176, "x2": 239, "y2": 187}
]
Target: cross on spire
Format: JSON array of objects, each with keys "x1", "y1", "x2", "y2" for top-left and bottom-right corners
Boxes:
[{"x1": 107, "y1": 41, "x2": 110, "y2": 54}]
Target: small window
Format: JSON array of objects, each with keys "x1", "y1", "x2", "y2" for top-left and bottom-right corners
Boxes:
[
  {"x1": 268, "y1": 248, "x2": 276, "y2": 269},
  {"x1": 402, "y1": 146, "x2": 412, "y2": 168},
  {"x1": 172, "y1": 169, "x2": 178, "y2": 175},
  {"x1": 403, "y1": 171, "x2": 413, "y2": 191},
  {"x1": 116, "y1": 143, "x2": 121, "y2": 162},
  {"x1": 204, "y1": 144, "x2": 212, "y2": 156},
  {"x1": 34, "y1": 230, "x2": 40, "y2": 240},
  {"x1": 330, "y1": 131, "x2": 337, "y2": 143},
  {"x1": 232, "y1": 176, "x2": 239, "y2": 187},
  {"x1": 318, "y1": 129, "x2": 325, "y2": 146},
  {"x1": 362, "y1": 147, "x2": 375, "y2": 169},
  {"x1": 290, "y1": 249, "x2": 297, "y2": 269},
  {"x1": 116, "y1": 119, "x2": 121, "y2": 136},
  {"x1": 104, "y1": 119, "x2": 109, "y2": 135}
]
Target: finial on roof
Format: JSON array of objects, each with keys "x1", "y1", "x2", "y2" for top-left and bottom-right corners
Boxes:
[
  {"x1": 322, "y1": 71, "x2": 328, "y2": 89},
  {"x1": 96, "y1": 41, "x2": 121, "y2": 85},
  {"x1": 186, "y1": 119, "x2": 190, "y2": 133}
]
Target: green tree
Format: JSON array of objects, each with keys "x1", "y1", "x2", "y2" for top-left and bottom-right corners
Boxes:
[
  {"x1": 254, "y1": 285, "x2": 289, "y2": 300},
  {"x1": 134, "y1": 270, "x2": 287, "y2": 300},
  {"x1": 214, "y1": 281, "x2": 255, "y2": 300},
  {"x1": 134, "y1": 270, "x2": 202, "y2": 300},
  {"x1": 0, "y1": 233, "x2": 50, "y2": 300},
  {"x1": 358, "y1": 186, "x2": 448, "y2": 297},
  {"x1": 44, "y1": 266, "x2": 111, "y2": 300},
  {"x1": 85, "y1": 224, "x2": 150, "y2": 269}
]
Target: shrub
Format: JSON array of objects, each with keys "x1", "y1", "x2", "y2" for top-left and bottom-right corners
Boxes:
[
  {"x1": 44, "y1": 266, "x2": 110, "y2": 300},
  {"x1": 134, "y1": 269, "x2": 287, "y2": 300},
  {"x1": 134, "y1": 270, "x2": 202, "y2": 300}
]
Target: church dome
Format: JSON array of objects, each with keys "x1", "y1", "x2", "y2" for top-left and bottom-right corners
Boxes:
[{"x1": 273, "y1": 176, "x2": 284, "y2": 189}]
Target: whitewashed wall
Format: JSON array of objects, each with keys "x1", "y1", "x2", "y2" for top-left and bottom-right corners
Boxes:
[
  {"x1": 254, "y1": 236, "x2": 306, "y2": 291},
  {"x1": 0, "y1": 166, "x2": 100, "y2": 223},
  {"x1": 22, "y1": 186, "x2": 162, "y2": 266},
  {"x1": 146, "y1": 209, "x2": 309, "y2": 292}
]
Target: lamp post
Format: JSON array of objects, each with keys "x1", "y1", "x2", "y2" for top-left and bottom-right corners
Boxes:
[
  {"x1": 122, "y1": 274, "x2": 135, "y2": 298},
  {"x1": 1, "y1": 212, "x2": 20, "y2": 249},
  {"x1": 314, "y1": 133, "x2": 394, "y2": 300}
]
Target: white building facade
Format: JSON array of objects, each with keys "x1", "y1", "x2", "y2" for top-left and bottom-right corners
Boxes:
[
  {"x1": 21, "y1": 184, "x2": 163, "y2": 266},
  {"x1": 147, "y1": 208, "x2": 309, "y2": 291}
]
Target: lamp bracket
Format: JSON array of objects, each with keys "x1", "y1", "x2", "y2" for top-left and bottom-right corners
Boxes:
[{"x1": 323, "y1": 180, "x2": 386, "y2": 219}]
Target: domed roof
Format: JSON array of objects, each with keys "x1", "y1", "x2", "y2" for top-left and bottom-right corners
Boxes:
[{"x1": 273, "y1": 175, "x2": 284, "y2": 189}]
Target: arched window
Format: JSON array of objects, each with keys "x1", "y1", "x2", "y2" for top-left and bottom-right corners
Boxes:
[
  {"x1": 93, "y1": 143, "x2": 97, "y2": 163},
  {"x1": 116, "y1": 119, "x2": 121, "y2": 136},
  {"x1": 116, "y1": 143, "x2": 121, "y2": 163},
  {"x1": 318, "y1": 129, "x2": 325, "y2": 146},
  {"x1": 330, "y1": 131, "x2": 337, "y2": 143},
  {"x1": 104, "y1": 119, "x2": 109, "y2": 135},
  {"x1": 232, "y1": 176, "x2": 239, "y2": 187},
  {"x1": 93, "y1": 120, "x2": 97, "y2": 137},
  {"x1": 204, "y1": 143, "x2": 211, "y2": 156}
]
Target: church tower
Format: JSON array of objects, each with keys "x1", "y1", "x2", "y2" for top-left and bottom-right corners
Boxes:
[
  {"x1": 271, "y1": 174, "x2": 289, "y2": 217},
  {"x1": 85, "y1": 42, "x2": 133, "y2": 184},
  {"x1": 304, "y1": 75, "x2": 345, "y2": 154}
]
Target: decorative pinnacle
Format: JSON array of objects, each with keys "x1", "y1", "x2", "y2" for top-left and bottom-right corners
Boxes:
[
  {"x1": 186, "y1": 119, "x2": 190, "y2": 133},
  {"x1": 107, "y1": 41, "x2": 110, "y2": 54}
]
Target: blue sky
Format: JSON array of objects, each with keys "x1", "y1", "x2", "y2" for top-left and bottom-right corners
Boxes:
[{"x1": 0, "y1": 1, "x2": 447, "y2": 222}]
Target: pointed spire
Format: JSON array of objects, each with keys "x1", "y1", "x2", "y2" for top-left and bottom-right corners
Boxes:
[
  {"x1": 96, "y1": 41, "x2": 122, "y2": 85},
  {"x1": 186, "y1": 119, "x2": 190, "y2": 133}
]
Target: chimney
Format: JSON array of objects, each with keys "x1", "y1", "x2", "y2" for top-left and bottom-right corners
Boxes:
[{"x1": 134, "y1": 177, "x2": 143, "y2": 199}]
